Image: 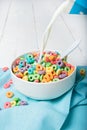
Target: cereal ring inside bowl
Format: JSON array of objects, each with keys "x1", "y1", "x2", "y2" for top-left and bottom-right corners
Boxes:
[{"x1": 11, "y1": 50, "x2": 76, "y2": 100}]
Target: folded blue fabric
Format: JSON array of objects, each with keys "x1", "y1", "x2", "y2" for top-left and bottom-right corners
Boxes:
[
  {"x1": 70, "y1": 0, "x2": 87, "y2": 14},
  {"x1": 0, "y1": 66, "x2": 87, "y2": 130}
]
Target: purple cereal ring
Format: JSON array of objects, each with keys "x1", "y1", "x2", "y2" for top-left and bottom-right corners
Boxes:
[
  {"x1": 58, "y1": 73, "x2": 67, "y2": 79},
  {"x1": 34, "y1": 57, "x2": 39, "y2": 62},
  {"x1": 57, "y1": 59, "x2": 64, "y2": 67},
  {"x1": 20, "y1": 101, "x2": 28, "y2": 105},
  {"x1": 26, "y1": 64, "x2": 31, "y2": 70},
  {"x1": 19, "y1": 67, "x2": 26, "y2": 73},
  {"x1": 38, "y1": 70, "x2": 46, "y2": 75}
]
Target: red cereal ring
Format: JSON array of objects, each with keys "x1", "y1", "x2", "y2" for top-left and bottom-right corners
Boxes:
[
  {"x1": 9, "y1": 79, "x2": 13, "y2": 84},
  {"x1": 4, "y1": 102, "x2": 11, "y2": 109},
  {"x1": 62, "y1": 71, "x2": 68, "y2": 76},
  {"x1": 4, "y1": 82, "x2": 10, "y2": 89},
  {"x1": 2, "y1": 67, "x2": 9, "y2": 72},
  {"x1": 15, "y1": 58, "x2": 20, "y2": 65}
]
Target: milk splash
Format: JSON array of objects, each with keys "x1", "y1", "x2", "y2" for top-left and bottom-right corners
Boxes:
[{"x1": 38, "y1": 0, "x2": 74, "y2": 62}]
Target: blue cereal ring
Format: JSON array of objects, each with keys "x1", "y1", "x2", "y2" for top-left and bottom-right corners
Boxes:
[
  {"x1": 28, "y1": 67, "x2": 34, "y2": 74},
  {"x1": 26, "y1": 57, "x2": 35, "y2": 64},
  {"x1": 19, "y1": 60, "x2": 26, "y2": 68}
]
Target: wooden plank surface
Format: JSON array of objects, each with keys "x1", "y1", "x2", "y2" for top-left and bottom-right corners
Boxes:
[{"x1": 0, "y1": 0, "x2": 86, "y2": 67}]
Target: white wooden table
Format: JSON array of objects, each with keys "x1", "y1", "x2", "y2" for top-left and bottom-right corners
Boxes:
[{"x1": 0, "y1": 0, "x2": 87, "y2": 67}]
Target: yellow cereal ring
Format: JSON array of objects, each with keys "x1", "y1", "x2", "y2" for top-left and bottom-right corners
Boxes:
[
  {"x1": 46, "y1": 67, "x2": 53, "y2": 73},
  {"x1": 68, "y1": 68, "x2": 74, "y2": 76},
  {"x1": 13, "y1": 66, "x2": 19, "y2": 73},
  {"x1": 56, "y1": 69, "x2": 62, "y2": 75},
  {"x1": 22, "y1": 75, "x2": 28, "y2": 81},
  {"x1": 11, "y1": 101, "x2": 16, "y2": 107},
  {"x1": 24, "y1": 71, "x2": 28, "y2": 76}
]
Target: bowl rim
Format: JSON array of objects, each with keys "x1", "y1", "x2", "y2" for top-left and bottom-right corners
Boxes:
[{"x1": 10, "y1": 50, "x2": 76, "y2": 85}]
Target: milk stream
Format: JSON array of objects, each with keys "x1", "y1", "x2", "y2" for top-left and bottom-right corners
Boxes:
[{"x1": 38, "y1": 0, "x2": 74, "y2": 62}]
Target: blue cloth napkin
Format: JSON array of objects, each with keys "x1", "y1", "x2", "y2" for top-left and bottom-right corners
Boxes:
[
  {"x1": 70, "y1": 0, "x2": 87, "y2": 14},
  {"x1": 0, "y1": 66, "x2": 87, "y2": 130}
]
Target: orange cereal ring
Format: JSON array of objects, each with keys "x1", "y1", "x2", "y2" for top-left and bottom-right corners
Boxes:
[
  {"x1": 6, "y1": 91, "x2": 14, "y2": 98},
  {"x1": 49, "y1": 55, "x2": 55, "y2": 61},
  {"x1": 33, "y1": 52, "x2": 39, "y2": 57},
  {"x1": 46, "y1": 72, "x2": 53, "y2": 80},
  {"x1": 15, "y1": 72, "x2": 23, "y2": 78},
  {"x1": 79, "y1": 68, "x2": 86, "y2": 76},
  {"x1": 36, "y1": 64, "x2": 43, "y2": 71},
  {"x1": 68, "y1": 68, "x2": 74, "y2": 76},
  {"x1": 13, "y1": 66, "x2": 19, "y2": 73},
  {"x1": 51, "y1": 71, "x2": 56, "y2": 77},
  {"x1": 43, "y1": 75, "x2": 51, "y2": 82},
  {"x1": 41, "y1": 79, "x2": 47, "y2": 83}
]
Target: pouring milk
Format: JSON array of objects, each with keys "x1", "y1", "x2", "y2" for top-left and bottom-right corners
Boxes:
[{"x1": 38, "y1": 0, "x2": 74, "y2": 62}]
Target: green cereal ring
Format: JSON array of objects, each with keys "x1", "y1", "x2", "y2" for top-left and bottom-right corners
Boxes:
[
  {"x1": 28, "y1": 54, "x2": 33, "y2": 58},
  {"x1": 16, "y1": 101, "x2": 21, "y2": 106},
  {"x1": 41, "y1": 62, "x2": 46, "y2": 67},
  {"x1": 28, "y1": 75, "x2": 34, "y2": 82},
  {"x1": 60, "y1": 68, "x2": 64, "y2": 71},
  {"x1": 20, "y1": 57, "x2": 24, "y2": 60},
  {"x1": 33, "y1": 70, "x2": 37, "y2": 74},
  {"x1": 13, "y1": 97, "x2": 20, "y2": 103},
  {"x1": 40, "y1": 75, "x2": 43, "y2": 81},
  {"x1": 52, "y1": 64, "x2": 58, "y2": 71},
  {"x1": 46, "y1": 62, "x2": 51, "y2": 67},
  {"x1": 64, "y1": 66, "x2": 70, "y2": 72},
  {"x1": 53, "y1": 78, "x2": 59, "y2": 82},
  {"x1": 34, "y1": 74, "x2": 40, "y2": 80}
]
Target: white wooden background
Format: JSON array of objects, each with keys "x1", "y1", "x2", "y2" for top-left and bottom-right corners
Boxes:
[{"x1": 0, "y1": 0, "x2": 87, "y2": 67}]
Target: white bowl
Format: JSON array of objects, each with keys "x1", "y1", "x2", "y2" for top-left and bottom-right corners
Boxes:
[{"x1": 10, "y1": 53, "x2": 76, "y2": 100}]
